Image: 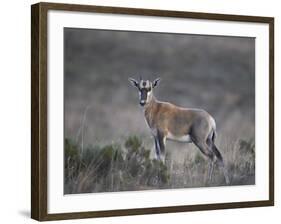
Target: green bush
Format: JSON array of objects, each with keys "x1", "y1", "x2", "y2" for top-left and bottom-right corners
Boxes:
[
  {"x1": 64, "y1": 136, "x2": 170, "y2": 193},
  {"x1": 64, "y1": 136, "x2": 255, "y2": 193}
]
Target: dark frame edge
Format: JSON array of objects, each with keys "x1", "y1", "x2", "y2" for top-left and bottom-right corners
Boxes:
[
  {"x1": 37, "y1": 2, "x2": 273, "y2": 23},
  {"x1": 31, "y1": 3, "x2": 40, "y2": 220},
  {"x1": 31, "y1": 3, "x2": 48, "y2": 221},
  {"x1": 44, "y1": 200, "x2": 273, "y2": 221},
  {"x1": 269, "y1": 18, "x2": 274, "y2": 205}
]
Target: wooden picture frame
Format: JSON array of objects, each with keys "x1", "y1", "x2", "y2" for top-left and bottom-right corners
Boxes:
[{"x1": 31, "y1": 2, "x2": 274, "y2": 221}]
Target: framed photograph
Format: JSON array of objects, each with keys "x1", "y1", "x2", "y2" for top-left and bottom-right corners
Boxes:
[{"x1": 31, "y1": 2, "x2": 274, "y2": 221}]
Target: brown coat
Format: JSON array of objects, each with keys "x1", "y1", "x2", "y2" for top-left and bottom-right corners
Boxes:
[{"x1": 144, "y1": 96, "x2": 215, "y2": 142}]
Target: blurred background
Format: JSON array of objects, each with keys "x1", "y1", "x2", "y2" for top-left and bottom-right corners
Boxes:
[
  {"x1": 64, "y1": 28, "x2": 254, "y2": 149},
  {"x1": 64, "y1": 28, "x2": 255, "y2": 191}
]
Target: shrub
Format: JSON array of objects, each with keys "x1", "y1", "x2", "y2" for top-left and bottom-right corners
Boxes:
[
  {"x1": 64, "y1": 136, "x2": 255, "y2": 193},
  {"x1": 64, "y1": 136, "x2": 170, "y2": 193}
]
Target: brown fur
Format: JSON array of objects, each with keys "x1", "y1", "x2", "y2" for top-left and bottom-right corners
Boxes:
[{"x1": 144, "y1": 96, "x2": 213, "y2": 140}]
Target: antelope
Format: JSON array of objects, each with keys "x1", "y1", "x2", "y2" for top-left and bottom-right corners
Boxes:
[{"x1": 129, "y1": 77, "x2": 230, "y2": 184}]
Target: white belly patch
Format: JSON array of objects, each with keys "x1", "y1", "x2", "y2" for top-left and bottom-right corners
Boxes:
[{"x1": 167, "y1": 132, "x2": 192, "y2": 143}]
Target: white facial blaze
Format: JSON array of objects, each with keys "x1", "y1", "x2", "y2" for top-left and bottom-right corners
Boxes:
[
  {"x1": 138, "y1": 80, "x2": 153, "y2": 104},
  {"x1": 139, "y1": 80, "x2": 150, "y2": 89}
]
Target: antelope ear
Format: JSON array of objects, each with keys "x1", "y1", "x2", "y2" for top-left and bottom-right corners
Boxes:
[
  {"x1": 152, "y1": 78, "x2": 161, "y2": 88},
  {"x1": 128, "y1": 78, "x2": 139, "y2": 88}
]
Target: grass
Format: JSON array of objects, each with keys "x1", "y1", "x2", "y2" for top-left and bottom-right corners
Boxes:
[{"x1": 64, "y1": 135, "x2": 255, "y2": 194}]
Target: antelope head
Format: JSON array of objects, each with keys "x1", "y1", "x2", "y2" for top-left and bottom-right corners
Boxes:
[{"x1": 129, "y1": 77, "x2": 161, "y2": 106}]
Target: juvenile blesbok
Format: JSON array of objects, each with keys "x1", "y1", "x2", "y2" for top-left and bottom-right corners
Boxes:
[{"x1": 129, "y1": 77, "x2": 230, "y2": 184}]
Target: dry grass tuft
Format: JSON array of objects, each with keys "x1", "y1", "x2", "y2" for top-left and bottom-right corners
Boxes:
[{"x1": 64, "y1": 136, "x2": 255, "y2": 194}]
